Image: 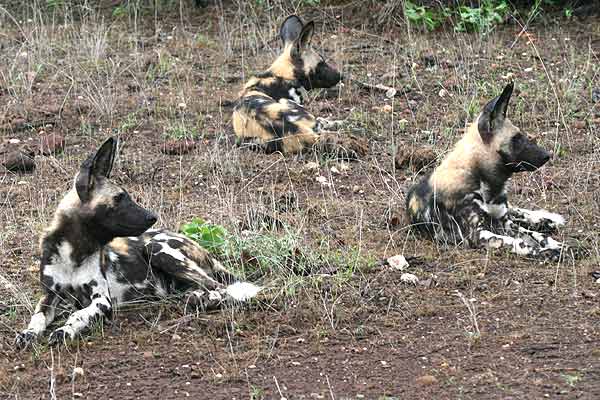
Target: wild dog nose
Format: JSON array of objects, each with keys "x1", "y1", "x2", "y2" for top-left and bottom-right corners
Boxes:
[
  {"x1": 541, "y1": 151, "x2": 551, "y2": 165},
  {"x1": 146, "y1": 212, "x2": 158, "y2": 225}
]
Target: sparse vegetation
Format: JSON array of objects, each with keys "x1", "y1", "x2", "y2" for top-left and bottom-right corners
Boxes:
[{"x1": 0, "y1": 0, "x2": 598, "y2": 399}]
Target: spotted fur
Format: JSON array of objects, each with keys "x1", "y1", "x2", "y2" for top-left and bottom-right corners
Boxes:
[
  {"x1": 15, "y1": 138, "x2": 260, "y2": 349},
  {"x1": 406, "y1": 83, "x2": 567, "y2": 260},
  {"x1": 232, "y1": 15, "x2": 367, "y2": 158}
]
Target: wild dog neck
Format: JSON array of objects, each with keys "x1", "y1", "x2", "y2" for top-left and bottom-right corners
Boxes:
[
  {"x1": 430, "y1": 123, "x2": 512, "y2": 204},
  {"x1": 243, "y1": 72, "x2": 305, "y2": 104},
  {"x1": 41, "y1": 189, "x2": 109, "y2": 270}
]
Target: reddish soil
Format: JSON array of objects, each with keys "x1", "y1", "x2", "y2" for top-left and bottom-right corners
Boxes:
[{"x1": 1, "y1": 3, "x2": 599, "y2": 399}]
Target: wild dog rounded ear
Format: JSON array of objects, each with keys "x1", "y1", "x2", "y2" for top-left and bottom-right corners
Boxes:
[
  {"x1": 75, "y1": 137, "x2": 118, "y2": 202},
  {"x1": 280, "y1": 15, "x2": 304, "y2": 45},
  {"x1": 92, "y1": 137, "x2": 118, "y2": 179},
  {"x1": 478, "y1": 82, "x2": 514, "y2": 143},
  {"x1": 298, "y1": 21, "x2": 314, "y2": 49}
]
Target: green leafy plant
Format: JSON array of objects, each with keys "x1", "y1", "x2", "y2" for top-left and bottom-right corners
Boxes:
[
  {"x1": 455, "y1": 0, "x2": 509, "y2": 33},
  {"x1": 564, "y1": 7, "x2": 573, "y2": 18},
  {"x1": 112, "y1": 5, "x2": 128, "y2": 18},
  {"x1": 46, "y1": 0, "x2": 64, "y2": 9},
  {"x1": 164, "y1": 122, "x2": 198, "y2": 140},
  {"x1": 180, "y1": 218, "x2": 228, "y2": 253},
  {"x1": 404, "y1": 1, "x2": 445, "y2": 31}
]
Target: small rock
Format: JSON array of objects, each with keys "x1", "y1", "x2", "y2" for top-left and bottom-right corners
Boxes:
[
  {"x1": 400, "y1": 273, "x2": 419, "y2": 285},
  {"x1": 381, "y1": 104, "x2": 393, "y2": 113},
  {"x1": 395, "y1": 145, "x2": 437, "y2": 171},
  {"x1": 2, "y1": 151, "x2": 35, "y2": 172},
  {"x1": 142, "y1": 351, "x2": 154, "y2": 358},
  {"x1": 13, "y1": 364, "x2": 26, "y2": 371},
  {"x1": 37, "y1": 133, "x2": 65, "y2": 155},
  {"x1": 161, "y1": 139, "x2": 197, "y2": 155},
  {"x1": 305, "y1": 161, "x2": 319, "y2": 170},
  {"x1": 572, "y1": 121, "x2": 586, "y2": 130},
  {"x1": 387, "y1": 255, "x2": 409, "y2": 271},
  {"x1": 416, "y1": 375, "x2": 438, "y2": 386},
  {"x1": 72, "y1": 367, "x2": 84, "y2": 380},
  {"x1": 385, "y1": 88, "x2": 397, "y2": 98},
  {"x1": 591, "y1": 88, "x2": 600, "y2": 103},
  {"x1": 171, "y1": 333, "x2": 182, "y2": 341},
  {"x1": 438, "y1": 88, "x2": 449, "y2": 98},
  {"x1": 315, "y1": 175, "x2": 329, "y2": 185}
]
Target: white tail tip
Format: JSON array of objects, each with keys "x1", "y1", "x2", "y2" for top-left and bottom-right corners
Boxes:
[{"x1": 226, "y1": 282, "x2": 262, "y2": 302}]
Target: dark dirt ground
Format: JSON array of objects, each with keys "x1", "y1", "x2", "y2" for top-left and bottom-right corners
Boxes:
[{"x1": 1, "y1": 2, "x2": 600, "y2": 399}]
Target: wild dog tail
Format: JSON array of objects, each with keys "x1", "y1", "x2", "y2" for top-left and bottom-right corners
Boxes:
[
  {"x1": 212, "y1": 259, "x2": 262, "y2": 302},
  {"x1": 225, "y1": 281, "x2": 262, "y2": 302}
]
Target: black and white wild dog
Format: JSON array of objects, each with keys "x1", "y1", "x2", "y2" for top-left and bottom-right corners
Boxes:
[
  {"x1": 406, "y1": 82, "x2": 567, "y2": 260},
  {"x1": 232, "y1": 15, "x2": 367, "y2": 158},
  {"x1": 15, "y1": 138, "x2": 260, "y2": 349}
]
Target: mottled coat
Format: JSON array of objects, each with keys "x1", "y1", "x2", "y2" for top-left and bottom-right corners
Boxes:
[
  {"x1": 406, "y1": 83, "x2": 567, "y2": 260},
  {"x1": 232, "y1": 15, "x2": 367, "y2": 158},
  {"x1": 16, "y1": 138, "x2": 260, "y2": 349}
]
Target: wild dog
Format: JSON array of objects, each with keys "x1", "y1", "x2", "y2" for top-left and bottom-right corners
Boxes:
[
  {"x1": 406, "y1": 82, "x2": 567, "y2": 260},
  {"x1": 15, "y1": 138, "x2": 260, "y2": 349},
  {"x1": 232, "y1": 15, "x2": 367, "y2": 158}
]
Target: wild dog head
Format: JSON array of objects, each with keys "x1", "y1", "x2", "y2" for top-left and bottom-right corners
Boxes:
[
  {"x1": 477, "y1": 82, "x2": 551, "y2": 174},
  {"x1": 73, "y1": 137, "x2": 157, "y2": 243},
  {"x1": 271, "y1": 15, "x2": 341, "y2": 90}
]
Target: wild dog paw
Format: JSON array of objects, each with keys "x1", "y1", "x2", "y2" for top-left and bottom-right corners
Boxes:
[
  {"x1": 15, "y1": 330, "x2": 37, "y2": 350},
  {"x1": 509, "y1": 208, "x2": 565, "y2": 233},
  {"x1": 48, "y1": 326, "x2": 75, "y2": 346},
  {"x1": 186, "y1": 289, "x2": 225, "y2": 311},
  {"x1": 317, "y1": 132, "x2": 368, "y2": 160},
  {"x1": 538, "y1": 248, "x2": 562, "y2": 262}
]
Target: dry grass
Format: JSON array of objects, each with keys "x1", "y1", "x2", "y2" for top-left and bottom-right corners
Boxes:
[{"x1": 0, "y1": 1, "x2": 599, "y2": 398}]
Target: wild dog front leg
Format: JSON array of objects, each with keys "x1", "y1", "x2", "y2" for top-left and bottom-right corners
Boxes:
[
  {"x1": 462, "y1": 194, "x2": 539, "y2": 256},
  {"x1": 48, "y1": 287, "x2": 112, "y2": 346},
  {"x1": 477, "y1": 229, "x2": 539, "y2": 256},
  {"x1": 15, "y1": 292, "x2": 61, "y2": 350},
  {"x1": 507, "y1": 206, "x2": 565, "y2": 232},
  {"x1": 502, "y1": 218, "x2": 565, "y2": 261}
]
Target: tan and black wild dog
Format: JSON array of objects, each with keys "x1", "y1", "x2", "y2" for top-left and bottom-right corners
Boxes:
[
  {"x1": 406, "y1": 82, "x2": 567, "y2": 260},
  {"x1": 232, "y1": 15, "x2": 367, "y2": 158},
  {"x1": 15, "y1": 138, "x2": 260, "y2": 349}
]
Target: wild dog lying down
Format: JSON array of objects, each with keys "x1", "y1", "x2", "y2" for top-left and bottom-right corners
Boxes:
[
  {"x1": 233, "y1": 15, "x2": 367, "y2": 158},
  {"x1": 406, "y1": 83, "x2": 567, "y2": 260},
  {"x1": 15, "y1": 138, "x2": 260, "y2": 349}
]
